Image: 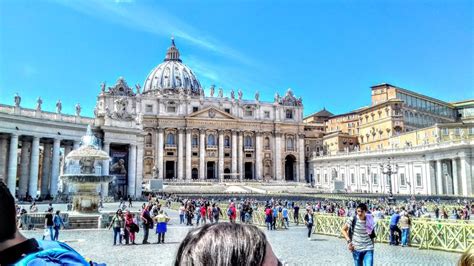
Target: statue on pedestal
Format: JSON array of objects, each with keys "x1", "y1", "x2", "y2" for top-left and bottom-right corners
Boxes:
[
  {"x1": 36, "y1": 97, "x2": 43, "y2": 111},
  {"x1": 152, "y1": 165, "x2": 159, "y2": 178},
  {"x1": 255, "y1": 91, "x2": 260, "y2": 102},
  {"x1": 56, "y1": 100, "x2": 62, "y2": 114},
  {"x1": 75, "y1": 103, "x2": 81, "y2": 116},
  {"x1": 100, "y1": 82, "x2": 106, "y2": 93},
  {"x1": 210, "y1": 85, "x2": 215, "y2": 97},
  {"x1": 14, "y1": 93, "x2": 21, "y2": 107}
]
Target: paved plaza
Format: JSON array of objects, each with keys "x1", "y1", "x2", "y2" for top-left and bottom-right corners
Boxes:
[{"x1": 20, "y1": 204, "x2": 462, "y2": 266}]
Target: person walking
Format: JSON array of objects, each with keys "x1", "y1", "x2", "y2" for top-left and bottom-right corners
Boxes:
[
  {"x1": 282, "y1": 206, "x2": 289, "y2": 229},
  {"x1": 53, "y1": 210, "x2": 65, "y2": 241},
  {"x1": 179, "y1": 204, "x2": 186, "y2": 224},
  {"x1": 140, "y1": 205, "x2": 153, "y2": 244},
  {"x1": 400, "y1": 211, "x2": 411, "y2": 247},
  {"x1": 108, "y1": 209, "x2": 125, "y2": 245},
  {"x1": 125, "y1": 211, "x2": 137, "y2": 245},
  {"x1": 265, "y1": 206, "x2": 273, "y2": 230},
  {"x1": 293, "y1": 204, "x2": 300, "y2": 225},
  {"x1": 341, "y1": 203, "x2": 376, "y2": 266},
  {"x1": 212, "y1": 203, "x2": 222, "y2": 224},
  {"x1": 304, "y1": 209, "x2": 314, "y2": 240},
  {"x1": 227, "y1": 202, "x2": 237, "y2": 223},
  {"x1": 389, "y1": 209, "x2": 401, "y2": 246},
  {"x1": 200, "y1": 204, "x2": 207, "y2": 225},
  {"x1": 154, "y1": 210, "x2": 170, "y2": 244},
  {"x1": 43, "y1": 209, "x2": 54, "y2": 241}
]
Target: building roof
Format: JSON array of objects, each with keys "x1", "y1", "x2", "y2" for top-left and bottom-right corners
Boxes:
[{"x1": 305, "y1": 108, "x2": 333, "y2": 118}]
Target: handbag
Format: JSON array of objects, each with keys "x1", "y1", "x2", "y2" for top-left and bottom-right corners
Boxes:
[{"x1": 43, "y1": 228, "x2": 50, "y2": 237}]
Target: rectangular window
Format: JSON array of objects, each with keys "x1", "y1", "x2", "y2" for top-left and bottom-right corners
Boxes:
[
  {"x1": 192, "y1": 106, "x2": 199, "y2": 112},
  {"x1": 351, "y1": 173, "x2": 355, "y2": 184},
  {"x1": 192, "y1": 152, "x2": 198, "y2": 157},
  {"x1": 264, "y1": 111, "x2": 270, "y2": 118},
  {"x1": 245, "y1": 153, "x2": 252, "y2": 158},
  {"x1": 416, "y1": 173, "x2": 422, "y2": 187},
  {"x1": 469, "y1": 127, "x2": 474, "y2": 135},
  {"x1": 286, "y1": 110, "x2": 293, "y2": 119},
  {"x1": 441, "y1": 128, "x2": 449, "y2": 136},
  {"x1": 324, "y1": 174, "x2": 328, "y2": 183},
  {"x1": 224, "y1": 108, "x2": 230, "y2": 114},
  {"x1": 245, "y1": 110, "x2": 253, "y2": 117},
  {"x1": 167, "y1": 106, "x2": 176, "y2": 113},
  {"x1": 372, "y1": 173, "x2": 378, "y2": 185},
  {"x1": 317, "y1": 174, "x2": 320, "y2": 183},
  {"x1": 145, "y1": 104, "x2": 153, "y2": 113},
  {"x1": 400, "y1": 173, "x2": 406, "y2": 186},
  {"x1": 361, "y1": 173, "x2": 366, "y2": 185},
  {"x1": 454, "y1": 128, "x2": 461, "y2": 135}
]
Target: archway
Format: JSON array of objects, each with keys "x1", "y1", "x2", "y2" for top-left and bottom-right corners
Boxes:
[
  {"x1": 165, "y1": 161, "x2": 175, "y2": 179},
  {"x1": 244, "y1": 162, "x2": 253, "y2": 179},
  {"x1": 207, "y1": 161, "x2": 216, "y2": 179},
  {"x1": 285, "y1": 155, "x2": 296, "y2": 181},
  {"x1": 191, "y1": 168, "x2": 198, "y2": 180}
]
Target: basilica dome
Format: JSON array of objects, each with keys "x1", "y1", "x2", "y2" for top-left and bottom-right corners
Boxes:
[{"x1": 142, "y1": 38, "x2": 202, "y2": 96}]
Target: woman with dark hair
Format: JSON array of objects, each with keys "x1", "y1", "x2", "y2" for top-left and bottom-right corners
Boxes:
[
  {"x1": 108, "y1": 209, "x2": 124, "y2": 245},
  {"x1": 175, "y1": 223, "x2": 282, "y2": 266},
  {"x1": 53, "y1": 210, "x2": 66, "y2": 241}
]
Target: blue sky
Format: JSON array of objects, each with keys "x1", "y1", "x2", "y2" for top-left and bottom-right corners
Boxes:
[{"x1": 0, "y1": 0, "x2": 472, "y2": 117}]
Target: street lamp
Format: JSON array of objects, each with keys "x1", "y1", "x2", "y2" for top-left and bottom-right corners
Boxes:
[{"x1": 380, "y1": 157, "x2": 398, "y2": 204}]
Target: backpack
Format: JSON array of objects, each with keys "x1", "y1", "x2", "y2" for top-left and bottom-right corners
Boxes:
[
  {"x1": 227, "y1": 208, "x2": 233, "y2": 216},
  {"x1": 349, "y1": 216, "x2": 376, "y2": 242},
  {"x1": 16, "y1": 240, "x2": 92, "y2": 266}
]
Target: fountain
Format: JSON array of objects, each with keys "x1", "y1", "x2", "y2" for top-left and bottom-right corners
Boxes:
[{"x1": 61, "y1": 125, "x2": 112, "y2": 213}]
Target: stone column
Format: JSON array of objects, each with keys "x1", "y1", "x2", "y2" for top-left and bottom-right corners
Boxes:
[
  {"x1": 18, "y1": 140, "x2": 31, "y2": 198},
  {"x1": 101, "y1": 141, "x2": 111, "y2": 197},
  {"x1": 436, "y1": 160, "x2": 443, "y2": 195},
  {"x1": 255, "y1": 132, "x2": 262, "y2": 180},
  {"x1": 199, "y1": 129, "x2": 205, "y2": 180},
  {"x1": 73, "y1": 140, "x2": 80, "y2": 150},
  {"x1": 177, "y1": 129, "x2": 184, "y2": 180},
  {"x1": 28, "y1": 136, "x2": 40, "y2": 198},
  {"x1": 0, "y1": 136, "x2": 8, "y2": 181},
  {"x1": 231, "y1": 131, "x2": 237, "y2": 175},
  {"x1": 7, "y1": 134, "x2": 19, "y2": 195},
  {"x1": 157, "y1": 129, "x2": 164, "y2": 179},
  {"x1": 274, "y1": 133, "x2": 282, "y2": 180},
  {"x1": 50, "y1": 138, "x2": 61, "y2": 197},
  {"x1": 238, "y1": 131, "x2": 243, "y2": 181},
  {"x1": 135, "y1": 143, "x2": 144, "y2": 197},
  {"x1": 185, "y1": 129, "x2": 192, "y2": 180},
  {"x1": 218, "y1": 130, "x2": 224, "y2": 181},
  {"x1": 429, "y1": 161, "x2": 436, "y2": 195},
  {"x1": 459, "y1": 156, "x2": 472, "y2": 196},
  {"x1": 451, "y1": 158, "x2": 459, "y2": 195},
  {"x1": 64, "y1": 145, "x2": 72, "y2": 157},
  {"x1": 444, "y1": 161, "x2": 453, "y2": 195},
  {"x1": 41, "y1": 143, "x2": 52, "y2": 197},
  {"x1": 298, "y1": 134, "x2": 305, "y2": 183},
  {"x1": 128, "y1": 144, "x2": 137, "y2": 197}
]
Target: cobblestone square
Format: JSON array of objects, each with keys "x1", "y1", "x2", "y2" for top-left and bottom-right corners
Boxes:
[{"x1": 21, "y1": 206, "x2": 461, "y2": 266}]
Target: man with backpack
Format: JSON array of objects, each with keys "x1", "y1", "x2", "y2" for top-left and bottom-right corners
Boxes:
[
  {"x1": 227, "y1": 202, "x2": 237, "y2": 223},
  {"x1": 341, "y1": 203, "x2": 376, "y2": 266}
]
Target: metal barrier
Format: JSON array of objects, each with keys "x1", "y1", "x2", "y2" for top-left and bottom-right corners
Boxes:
[
  {"x1": 312, "y1": 214, "x2": 473, "y2": 253},
  {"x1": 19, "y1": 213, "x2": 70, "y2": 230}
]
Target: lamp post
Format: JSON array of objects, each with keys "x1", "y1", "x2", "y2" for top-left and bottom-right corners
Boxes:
[{"x1": 380, "y1": 157, "x2": 398, "y2": 204}]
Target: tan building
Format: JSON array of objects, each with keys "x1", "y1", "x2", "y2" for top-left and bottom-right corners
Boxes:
[{"x1": 307, "y1": 83, "x2": 474, "y2": 196}]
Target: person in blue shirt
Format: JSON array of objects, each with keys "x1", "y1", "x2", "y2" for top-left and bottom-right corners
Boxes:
[
  {"x1": 282, "y1": 207, "x2": 289, "y2": 229},
  {"x1": 389, "y1": 209, "x2": 401, "y2": 245}
]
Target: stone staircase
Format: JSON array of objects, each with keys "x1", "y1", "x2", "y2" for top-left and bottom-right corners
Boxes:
[{"x1": 67, "y1": 215, "x2": 99, "y2": 229}]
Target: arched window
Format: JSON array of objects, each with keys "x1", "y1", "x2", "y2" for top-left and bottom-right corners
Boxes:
[
  {"x1": 224, "y1": 136, "x2": 230, "y2": 147},
  {"x1": 145, "y1": 133, "x2": 152, "y2": 145},
  {"x1": 286, "y1": 109, "x2": 293, "y2": 119},
  {"x1": 192, "y1": 135, "x2": 198, "y2": 146},
  {"x1": 207, "y1": 134, "x2": 216, "y2": 146},
  {"x1": 166, "y1": 133, "x2": 175, "y2": 145},
  {"x1": 287, "y1": 137, "x2": 294, "y2": 151},
  {"x1": 244, "y1": 136, "x2": 253, "y2": 148},
  {"x1": 264, "y1": 137, "x2": 270, "y2": 149}
]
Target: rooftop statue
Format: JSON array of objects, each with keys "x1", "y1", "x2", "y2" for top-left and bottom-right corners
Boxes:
[
  {"x1": 238, "y1": 89, "x2": 243, "y2": 101},
  {"x1": 14, "y1": 93, "x2": 21, "y2": 107},
  {"x1": 210, "y1": 85, "x2": 215, "y2": 97},
  {"x1": 230, "y1": 89, "x2": 235, "y2": 100},
  {"x1": 36, "y1": 97, "x2": 43, "y2": 111},
  {"x1": 255, "y1": 91, "x2": 260, "y2": 102},
  {"x1": 218, "y1": 87, "x2": 223, "y2": 98},
  {"x1": 56, "y1": 100, "x2": 62, "y2": 114},
  {"x1": 100, "y1": 82, "x2": 106, "y2": 93},
  {"x1": 135, "y1": 83, "x2": 141, "y2": 94},
  {"x1": 75, "y1": 103, "x2": 81, "y2": 116}
]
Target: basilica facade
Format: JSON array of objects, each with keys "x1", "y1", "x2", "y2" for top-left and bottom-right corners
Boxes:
[{"x1": 93, "y1": 38, "x2": 306, "y2": 197}]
